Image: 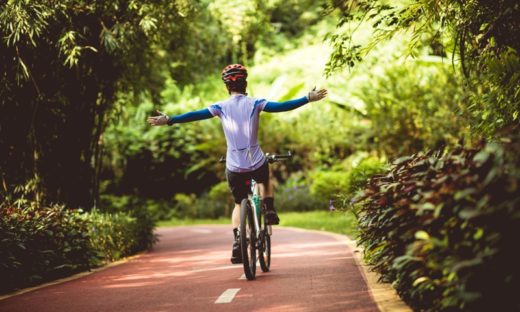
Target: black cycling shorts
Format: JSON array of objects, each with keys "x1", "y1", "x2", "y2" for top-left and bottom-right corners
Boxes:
[{"x1": 226, "y1": 160, "x2": 270, "y2": 204}]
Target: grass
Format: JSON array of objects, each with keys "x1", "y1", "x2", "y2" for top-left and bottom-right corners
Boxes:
[
  {"x1": 157, "y1": 217, "x2": 228, "y2": 227},
  {"x1": 157, "y1": 210, "x2": 358, "y2": 238},
  {"x1": 279, "y1": 210, "x2": 358, "y2": 237}
]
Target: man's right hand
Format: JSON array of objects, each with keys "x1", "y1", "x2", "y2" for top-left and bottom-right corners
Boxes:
[
  {"x1": 147, "y1": 110, "x2": 169, "y2": 126},
  {"x1": 308, "y1": 88, "x2": 328, "y2": 102}
]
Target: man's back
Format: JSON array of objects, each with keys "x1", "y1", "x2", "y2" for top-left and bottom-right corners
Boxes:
[{"x1": 209, "y1": 94, "x2": 267, "y2": 173}]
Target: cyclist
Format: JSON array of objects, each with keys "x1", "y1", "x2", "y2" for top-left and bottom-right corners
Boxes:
[{"x1": 147, "y1": 64, "x2": 327, "y2": 263}]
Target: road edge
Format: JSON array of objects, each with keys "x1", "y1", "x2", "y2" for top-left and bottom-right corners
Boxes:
[{"x1": 279, "y1": 226, "x2": 412, "y2": 312}]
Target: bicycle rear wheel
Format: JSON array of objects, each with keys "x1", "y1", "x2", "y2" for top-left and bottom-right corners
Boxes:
[
  {"x1": 240, "y1": 198, "x2": 256, "y2": 280},
  {"x1": 258, "y1": 228, "x2": 271, "y2": 272}
]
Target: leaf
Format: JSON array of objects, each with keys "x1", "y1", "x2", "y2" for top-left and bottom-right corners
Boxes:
[
  {"x1": 393, "y1": 156, "x2": 412, "y2": 165},
  {"x1": 415, "y1": 230, "x2": 430, "y2": 240},
  {"x1": 473, "y1": 228, "x2": 484, "y2": 240},
  {"x1": 473, "y1": 149, "x2": 490, "y2": 165},
  {"x1": 458, "y1": 208, "x2": 481, "y2": 219},
  {"x1": 412, "y1": 276, "x2": 430, "y2": 287},
  {"x1": 454, "y1": 188, "x2": 476, "y2": 200}
]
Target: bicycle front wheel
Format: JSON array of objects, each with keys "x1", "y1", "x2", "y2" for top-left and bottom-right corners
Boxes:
[{"x1": 240, "y1": 198, "x2": 256, "y2": 280}]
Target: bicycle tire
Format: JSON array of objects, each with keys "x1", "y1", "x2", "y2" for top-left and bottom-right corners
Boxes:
[
  {"x1": 240, "y1": 198, "x2": 256, "y2": 280},
  {"x1": 258, "y1": 228, "x2": 271, "y2": 272}
]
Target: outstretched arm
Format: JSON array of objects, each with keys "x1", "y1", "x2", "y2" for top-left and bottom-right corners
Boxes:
[
  {"x1": 263, "y1": 88, "x2": 328, "y2": 113},
  {"x1": 147, "y1": 108, "x2": 213, "y2": 126},
  {"x1": 167, "y1": 108, "x2": 213, "y2": 125},
  {"x1": 264, "y1": 97, "x2": 309, "y2": 113}
]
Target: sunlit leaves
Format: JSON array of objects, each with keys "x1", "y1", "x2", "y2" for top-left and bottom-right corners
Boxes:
[
  {"x1": 325, "y1": 0, "x2": 520, "y2": 138},
  {"x1": 0, "y1": 1, "x2": 53, "y2": 47},
  {"x1": 139, "y1": 16, "x2": 158, "y2": 36}
]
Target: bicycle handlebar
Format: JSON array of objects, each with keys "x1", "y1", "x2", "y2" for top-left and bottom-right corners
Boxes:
[
  {"x1": 219, "y1": 151, "x2": 293, "y2": 164},
  {"x1": 265, "y1": 151, "x2": 292, "y2": 163}
]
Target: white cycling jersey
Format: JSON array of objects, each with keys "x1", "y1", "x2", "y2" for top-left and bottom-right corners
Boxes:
[{"x1": 208, "y1": 94, "x2": 267, "y2": 173}]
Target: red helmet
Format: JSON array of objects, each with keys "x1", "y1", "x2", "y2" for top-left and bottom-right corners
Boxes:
[{"x1": 221, "y1": 64, "x2": 248, "y2": 83}]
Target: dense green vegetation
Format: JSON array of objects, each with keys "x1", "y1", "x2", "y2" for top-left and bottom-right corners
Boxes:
[
  {"x1": 0, "y1": 204, "x2": 155, "y2": 293},
  {"x1": 355, "y1": 131, "x2": 520, "y2": 311},
  {"x1": 324, "y1": 1, "x2": 520, "y2": 311},
  {"x1": 1, "y1": 0, "x2": 519, "y2": 309}
]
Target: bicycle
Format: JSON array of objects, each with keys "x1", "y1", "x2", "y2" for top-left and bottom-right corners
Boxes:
[{"x1": 220, "y1": 152, "x2": 292, "y2": 280}]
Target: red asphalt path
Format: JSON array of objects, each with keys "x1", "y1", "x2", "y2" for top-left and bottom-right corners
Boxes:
[{"x1": 0, "y1": 225, "x2": 379, "y2": 312}]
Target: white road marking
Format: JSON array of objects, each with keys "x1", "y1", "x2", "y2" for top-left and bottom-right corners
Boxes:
[
  {"x1": 215, "y1": 288, "x2": 241, "y2": 304},
  {"x1": 238, "y1": 274, "x2": 246, "y2": 280}
]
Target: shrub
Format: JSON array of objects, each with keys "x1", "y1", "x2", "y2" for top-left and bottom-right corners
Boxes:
[
  {"x1": 307, "y1": 157, "x2": 387, "y2": 210},
  {"x1": 207, "y1": 181, "x2": 234, "y2": 217},
  {"x1": 355, "y1": 134, "x2": 520, "y2": 311},
  {"x1": 82, "y1": 210, "x2": 155, "y2": 264},
  {"x1": 99, "y1": 193, "x2": 172, "y2": 222},
  {"x1": 0, "y1": 205, "x2": 92, "y2": 293},
  {"x1": 97, "y1": 194, "x2": 157, "y2": 253},
  {"x1": 173, "y1": 193, "x2": 198, "y2": 218},
  {"x1": 0, "y1": 203, "x2": 157, "y2": 294},
  {"x1": 347, "y1": 157, "x2": 388, "y2": 194},
  {"x1": 338, "y1": 157, "x2": 388, "y2": 210},
  {"x1": 276, "y1": 184, "x2": 323, "y2": 211},
  {"x1": 309, "y1": 170, "x2": 350, "y2": 202}
]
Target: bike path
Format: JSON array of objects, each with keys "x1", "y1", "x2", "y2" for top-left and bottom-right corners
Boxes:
[{"x1": 0, "y1": 225, "x2": 382, "y2": 312}]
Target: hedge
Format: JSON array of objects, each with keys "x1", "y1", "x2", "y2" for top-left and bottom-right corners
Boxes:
[
  {"x1": 0, "y1": 204, "x2": 156, "y2": 294},
  {"x1": 355, "y1": 136, "x2": 520, "y2": 311}
]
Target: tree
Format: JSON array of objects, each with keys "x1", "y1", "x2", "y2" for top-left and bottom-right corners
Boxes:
[
  {"x1": 325, "y1": 0, "x2": 520, "y2": 137},
  {"x1": 0, "y1": 0, "x2": 226, "y2": 209}
]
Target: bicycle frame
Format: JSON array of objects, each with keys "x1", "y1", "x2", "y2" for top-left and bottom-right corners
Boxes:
[{"x1": 248, "y1": 179, "x2": 272, "y2": 239}]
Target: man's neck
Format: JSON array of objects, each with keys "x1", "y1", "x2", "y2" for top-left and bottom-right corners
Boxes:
[{"x1": 230, "y1": 91, "x2": 246, "y2": 96}]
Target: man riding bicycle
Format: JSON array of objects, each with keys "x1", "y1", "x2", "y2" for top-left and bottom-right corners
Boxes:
[{"x1": 147, "y1": 64, "x2": 327, "y2": 264}]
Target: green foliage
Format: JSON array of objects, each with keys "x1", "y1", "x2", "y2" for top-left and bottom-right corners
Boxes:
[
  {"x1": 309, "y1": 156, "x2": 387, "y2": 209},
  {"x1": 276, "y1": 183, "x2": 323, "y2": 211},
  {"x1": 353, "y1": 59, "x2": 469, "y2": 156},
  {"x1": 467, "y1": 48, "x2": 520, "y2": 136},
  {"x1": 346, "y1": 157, "x2": 387, "y2": 194},
  {"x1": 102, "y1": 25, "x2": 470, "y2": 206},
  {"x1": 208, "y1": 182, "x2": 235, "y2": 216},
  {"x1": 100, "y1": 82, "x2": 225, "y2": 200},
  {"x1": 99, "y1": 193, "x2": 173, "y2": 221},
  {"x1": 326, "y1": 0, "x2": 520, "y2": 138},
  {"x1": 82, "y1": 210, "x2": 155, "y2": 263},
  {"x1": 172, "y1": 189, "x2": 231, "y2": 219},
  {"x1": 0, "y1": 202, "x2": 156, "y2": 294},
  {"x1": 310, "y1": 171, "x2": 350, "y2": 202},
  {"x1": 0, "y1": 204, "x2": 92, "y2": 293},
  {"x1": 0, "y1": 0, "x2": 232, "y2": 208},
  {"x1": 173, "y1": 193, "x2": 198, "y2": 219},
  {"x1": 355, "y1": 134, "x2": 520, "y2": 311}
]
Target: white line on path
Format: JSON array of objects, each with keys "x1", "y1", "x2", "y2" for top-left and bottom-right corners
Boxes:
[
  {"x1": 238, "y1": 274, "x2": 246, "y2": 280},
  {"x1": 215, "y1": 288, "x2": 241, "y2": 304}
]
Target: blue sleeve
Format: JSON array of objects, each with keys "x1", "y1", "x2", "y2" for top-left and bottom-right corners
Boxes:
[
  {"x1": 263, "y1": 96, "x2": 309, "y2": 113},
  {"x1": 167, "y1": 108, "x2": 214, "y2": 125}
]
